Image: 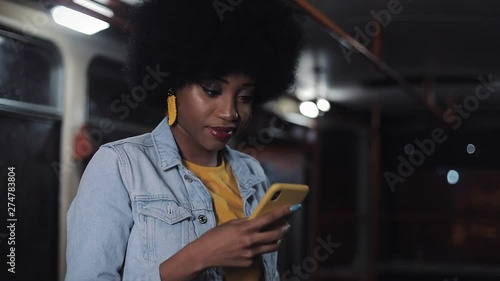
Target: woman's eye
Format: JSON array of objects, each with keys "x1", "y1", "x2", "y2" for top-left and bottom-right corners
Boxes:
[
  {"x1": 200, "y1": 86, "x2": 221, "y2": 96},
  {"x1": 239, "y1": 95, "x2": 254, "y2": 104}
]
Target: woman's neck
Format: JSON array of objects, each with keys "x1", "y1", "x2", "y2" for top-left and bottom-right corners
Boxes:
[
  {"x1": 171, "y1": 126, "x2": 220, "y2": 167},
  {"x1": 181, "y1": 151, "x2": 220, "y2": 167}
]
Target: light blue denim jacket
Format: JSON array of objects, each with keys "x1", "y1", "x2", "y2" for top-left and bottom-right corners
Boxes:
[{"x1": 65, "y1": 117, "x2": 279, "y2": 281}]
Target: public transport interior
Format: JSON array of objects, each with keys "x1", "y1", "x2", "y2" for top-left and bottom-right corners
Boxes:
[{"x1": 1, "y1": 0, "x2": 500, "y2": 280}]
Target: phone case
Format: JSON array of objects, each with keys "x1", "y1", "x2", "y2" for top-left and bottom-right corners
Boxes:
[{"x1": 249, "y1": 183, "x2": 309, "y2": 219}]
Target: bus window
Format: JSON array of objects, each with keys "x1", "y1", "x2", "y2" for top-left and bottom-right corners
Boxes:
[
  {"x1": 0, "y1": 26, "x2": 61, "y2": 281},
  {"x1": 86, "y1": 56, "x2": 165, "y2": 148},
  {"x1": 0, "y1": 28, "x2": 61, "y2": 110}
]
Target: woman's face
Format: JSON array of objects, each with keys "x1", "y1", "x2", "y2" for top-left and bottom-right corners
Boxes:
[{"x1": 171, "y1": 73, "x2": 255, "y2": 162}]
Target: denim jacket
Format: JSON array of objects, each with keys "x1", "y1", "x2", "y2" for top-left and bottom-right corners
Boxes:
[{"x1": 65, "y1": 117, "x2": 279, "y2": 281}]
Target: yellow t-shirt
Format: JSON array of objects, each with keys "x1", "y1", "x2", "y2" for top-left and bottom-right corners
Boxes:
[{"x1": 183, "y1": 156, "x2": 263, "y2": 281}]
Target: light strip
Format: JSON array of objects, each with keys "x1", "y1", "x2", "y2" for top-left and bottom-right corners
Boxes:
[
  {"x1": 51, "y1": 6, "x2": 110, "y2": 35},
  {"x1": 74, "y1": 0, "x2": 114, "y2": 18}
]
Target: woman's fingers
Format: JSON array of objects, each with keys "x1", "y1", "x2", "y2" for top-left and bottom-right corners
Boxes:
[
  {"x1": 250, "y1": 224, "x2": 290, "y2": 245},
  {"x1": 250, "y1": 242, "x2": 282, "y2": 256},
  {"x1": 198, "y1": 205, "x2": 300, "y2": 267},
  {"x1": 247, "y1": 205, "x2": 292, "y2": 231}
]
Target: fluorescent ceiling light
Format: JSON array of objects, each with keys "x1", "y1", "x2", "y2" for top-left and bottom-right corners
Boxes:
[
  {"x1": 51, "y1": 6, "x2": 110, "y2": 35},
  {"x1": 299, "y1": 101, "x2": 319, "y2": 118},
  {"x1": 316, "y1": 98, "x2": 331, "y2": 112},
  {"x1": 74, "y1": 0, "x2": 114, "y2": 17}
]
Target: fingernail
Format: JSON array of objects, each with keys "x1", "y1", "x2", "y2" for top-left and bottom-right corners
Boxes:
[
  {"x1": 277, "y1": 239, "x2": 282, "y2": 245},
  {"x1": 282, "y1": 224, "x2": 291, "y2": 233},
  {"x1": 289, "y1": 204, "x2": 302, "y2": 212}
]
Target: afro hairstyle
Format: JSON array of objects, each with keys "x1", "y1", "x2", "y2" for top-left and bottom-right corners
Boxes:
[{"x1": 125, "y1": 0, "x2": 304, "y2": 105}]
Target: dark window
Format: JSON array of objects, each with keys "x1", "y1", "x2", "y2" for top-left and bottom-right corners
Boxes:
[
  {"x1": 0, "y1": 29, "x2": 61, "y2": 108},
  {"x1": 378, "y1": 120, "x2": 500, "y2": 278},
  {"x1": 87, "y1": 56, "x2": 165, "y2": 147},
  {"x1": 87, "y1": 56, "x2": 165, "y2": 126},
  {"x1": 0, "y1": 26, "x2": 62, "y2": 281},
  {"x1": 0, "y1": 112, "x2": 60, "y2": 281}
]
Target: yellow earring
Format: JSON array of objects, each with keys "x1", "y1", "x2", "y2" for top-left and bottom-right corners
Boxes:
[{"x1": 167, "y1": 89, "x2": 177, "y2": 126}]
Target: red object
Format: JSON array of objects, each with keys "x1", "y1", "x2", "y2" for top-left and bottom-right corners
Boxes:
[{"x1": 73, "y1": 125, "x2": 95, "y2": 161}]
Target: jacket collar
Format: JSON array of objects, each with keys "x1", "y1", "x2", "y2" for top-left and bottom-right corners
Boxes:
[
  {"x1": 151, "y1": 117, "x2": 183, "y2": 171},
  {"x1": 223, "y1": 148, "x2": 265, "y2": 190},
  {"x1": 151, "y1": 117, "x2": 265, "y2": 189}
]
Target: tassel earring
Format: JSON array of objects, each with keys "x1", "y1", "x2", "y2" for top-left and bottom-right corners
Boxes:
[{"x1": 167, "y1": 89, "x2": 177, "y2": 126}]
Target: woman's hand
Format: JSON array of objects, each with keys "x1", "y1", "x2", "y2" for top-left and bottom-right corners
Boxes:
[
  {"x1": 158, "y1": 205, "x2": 298, "y2": 281},
  {"x1": 192, "y1": 204, "x2": 294, "y2": 268}
]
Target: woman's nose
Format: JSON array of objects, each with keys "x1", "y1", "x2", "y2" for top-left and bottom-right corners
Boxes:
[{"x1": 216, "y1": 95, "x2": 239, "y2": 121}]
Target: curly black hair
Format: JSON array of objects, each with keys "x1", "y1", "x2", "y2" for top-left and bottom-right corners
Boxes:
[{"x1": 125, "y1": 0, "x2": 304, "y2": 105}]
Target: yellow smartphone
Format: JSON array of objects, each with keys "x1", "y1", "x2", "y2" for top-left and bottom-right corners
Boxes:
[{"x1": 249, "y1": 183, "x2": 309, "y2": 219}]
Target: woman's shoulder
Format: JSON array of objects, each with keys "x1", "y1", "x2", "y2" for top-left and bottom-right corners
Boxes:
[
  {"x1": 225, "y1": 145, "x2": 259, "y2": 164},
  {"x1": 90, "y1": 132, "x2": 157, "y2": 167},
  {"x1": 101, "y1": 132, "x2": 154, "y2": 149}
]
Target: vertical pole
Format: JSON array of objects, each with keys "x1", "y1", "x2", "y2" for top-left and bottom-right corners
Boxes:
[{"x1": 368, "y1": 106, "x2": 381, "y2": 281}]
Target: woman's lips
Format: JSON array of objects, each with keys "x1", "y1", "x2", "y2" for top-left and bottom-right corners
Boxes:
[{"x1": 208, "y1": 126, "x2": 235, "y2": 140}]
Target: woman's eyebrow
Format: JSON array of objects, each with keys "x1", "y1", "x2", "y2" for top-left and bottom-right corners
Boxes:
[{"x1": 215, "y1": 77, "x2": 229, "y2": 84}]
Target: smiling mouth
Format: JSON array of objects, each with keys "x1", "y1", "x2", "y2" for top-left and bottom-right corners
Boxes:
[{"x1": 208, "y1": 126, "x2": 236, "y2": 140}]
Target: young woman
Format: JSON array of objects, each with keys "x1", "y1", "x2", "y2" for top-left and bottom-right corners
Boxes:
[{"x1": 65, "y1": 0, "x2": 303, "y2": 280}]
